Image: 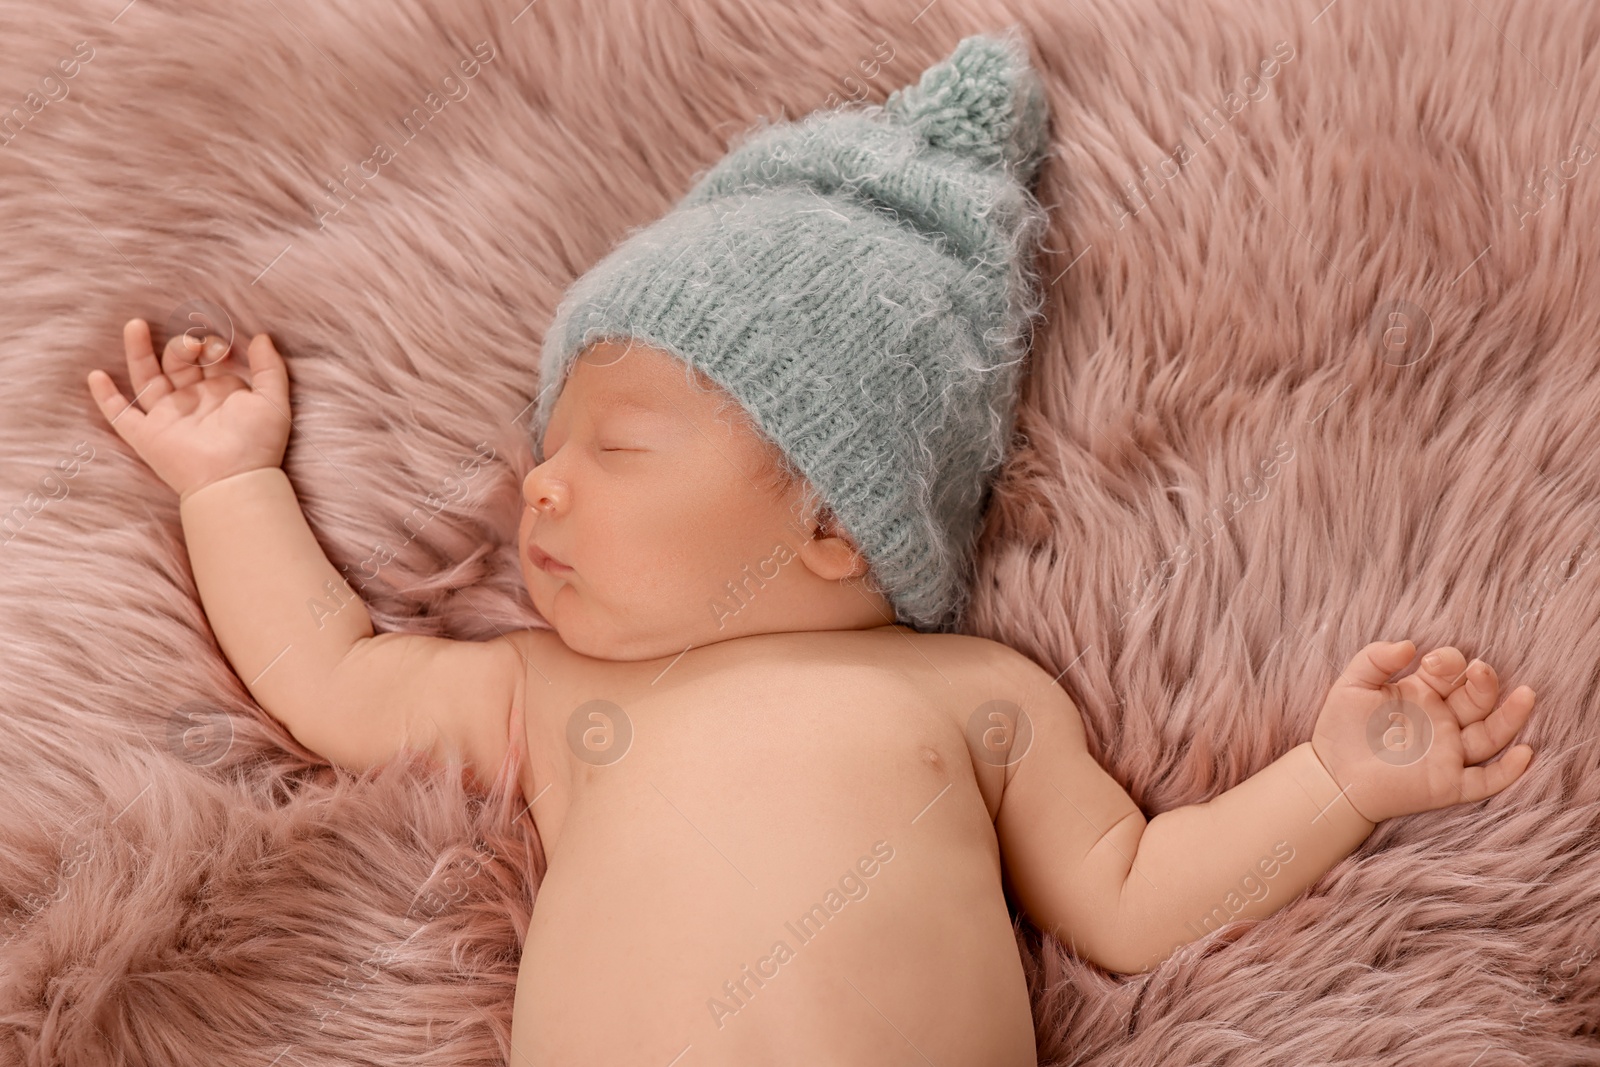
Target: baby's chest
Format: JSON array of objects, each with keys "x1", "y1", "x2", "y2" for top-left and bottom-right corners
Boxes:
[
  {"x1": 509, "y1": 652, "x2": 1025, "y2": 1064},
  {"x1": 521, "y1": 655, "x2": 983, "y2": 865}
]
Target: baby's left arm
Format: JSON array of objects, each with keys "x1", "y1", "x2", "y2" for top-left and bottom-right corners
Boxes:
[{"x1": 988, "y1": 640, "x2": 1537, "y2": 974}]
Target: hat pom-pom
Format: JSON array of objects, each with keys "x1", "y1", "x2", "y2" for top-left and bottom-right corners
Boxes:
[{"x1": 884, "y1": 26, "x2": 1049, "y2": 182}]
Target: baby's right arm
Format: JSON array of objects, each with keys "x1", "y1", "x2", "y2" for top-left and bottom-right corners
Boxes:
[
  {"x1": 178, "y1": 466, "x2": 524, "y2": 783},
  {"x1": 89, "y1": 319, "x2": 525, "y2": 784}
]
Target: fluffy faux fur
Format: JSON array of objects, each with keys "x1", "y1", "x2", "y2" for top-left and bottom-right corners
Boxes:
[{"x1": 1, "y1": 0, "x2": 1598, "y2": 1064}]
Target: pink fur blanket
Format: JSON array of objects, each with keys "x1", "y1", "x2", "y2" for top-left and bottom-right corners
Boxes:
[{"x1": 3, "y1": 0, "x2": 1598, "y2": 1063}]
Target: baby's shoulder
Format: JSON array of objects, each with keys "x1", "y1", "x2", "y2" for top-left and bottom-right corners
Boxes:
[
  {"x1": 886, "y1": 629, "x2": 1054, "y2": 715},
  {"x1": 904, "y1": 629, "x2": 1045, "y2": 679}
]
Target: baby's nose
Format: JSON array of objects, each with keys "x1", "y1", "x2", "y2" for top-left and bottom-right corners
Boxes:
[{"x1": 522, "y1": 468, "x2": 565, "y2": 512}]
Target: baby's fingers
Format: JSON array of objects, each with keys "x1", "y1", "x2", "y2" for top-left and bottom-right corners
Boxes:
[
  {"x1": 1460, "y1": 684, "x2": 1537, "y2": 766},
  {"x1": 161, "y1": 331, "x2": 207, "y2": 392},
  {"x1": 180, "y1": 331, "x2": 235, "y2": 380},
  {"x1": 1338, "y1": 639, "x2": 1416, "y2": 690},
  {"x1": 243, "y1": 332, "x2": 291, "y2": 416},
  {"x1": 122, "y1": 318, "x2": 173, "y2": 412},
  {"x1": 86, "y1": 365, "x2": 150, "y2": 443},
  {"x1": 1456, "y1": 739, "x2": 1535, "y2": 805}
]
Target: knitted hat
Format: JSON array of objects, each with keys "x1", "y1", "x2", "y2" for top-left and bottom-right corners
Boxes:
[{"x1": 532, "y1": 26, "x2": 1052, "y2": 632}]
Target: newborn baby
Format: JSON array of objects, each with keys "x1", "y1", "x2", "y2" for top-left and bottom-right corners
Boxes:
[{"x1": 85, "y1": 31, "x2": 1537, "y2": 1067}]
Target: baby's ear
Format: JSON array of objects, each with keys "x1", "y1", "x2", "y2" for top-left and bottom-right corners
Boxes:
[
  {"x1": 796, "y1": 533, "x2": 869, "y2": 582},
  {"x1": 795, "y1": 506, "x2": 873, "y2": 582}
]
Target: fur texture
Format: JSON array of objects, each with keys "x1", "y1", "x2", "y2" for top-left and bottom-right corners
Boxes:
[{"x1": 1, "y1": 0, "x2": 1598, "y2": 1064}]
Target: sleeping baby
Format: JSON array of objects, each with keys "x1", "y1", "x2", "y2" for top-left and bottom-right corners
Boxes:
[{"x1": 85, "y1": 29, "x2": 1537, "y2": 1066}]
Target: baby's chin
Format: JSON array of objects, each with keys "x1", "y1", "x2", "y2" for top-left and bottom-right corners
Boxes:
[{"x1": 535, "y1": 597, "x2": 734, "y2": 664}]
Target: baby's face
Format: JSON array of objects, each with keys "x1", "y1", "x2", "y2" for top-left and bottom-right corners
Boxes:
[{"x1": 519, "y1": 339, "x2": 892, "y2": 660}]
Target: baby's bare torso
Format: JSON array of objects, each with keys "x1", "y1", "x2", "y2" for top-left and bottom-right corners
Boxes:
[{"x1": 506, "y1": 624, "x2": 1036, "y2": 1065}]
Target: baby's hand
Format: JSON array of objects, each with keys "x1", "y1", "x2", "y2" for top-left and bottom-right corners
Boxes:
[
  {"x1": 1310, "y1": 640, "x2": 1537, "y2": 823},
  {"x1": 86, "y1": 318, "x2": 292, "y2": 501}
]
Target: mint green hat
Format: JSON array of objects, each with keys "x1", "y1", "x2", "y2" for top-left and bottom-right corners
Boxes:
[{"x1": 533, "y1": 26, "x2": 1053, "y2": 632}]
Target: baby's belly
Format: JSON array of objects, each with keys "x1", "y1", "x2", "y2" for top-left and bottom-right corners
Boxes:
[{"x1": 508, "y1": 684, "x2": 1035, "y2": 1066}]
